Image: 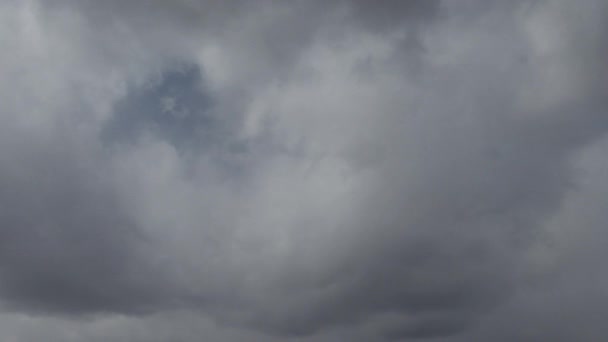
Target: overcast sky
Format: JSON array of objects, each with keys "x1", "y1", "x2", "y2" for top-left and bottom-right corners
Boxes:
[{"x1": 1, "y1": 0, "x2": 607, "y2": 341}]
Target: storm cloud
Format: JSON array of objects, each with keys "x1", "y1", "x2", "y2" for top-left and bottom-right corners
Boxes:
[{"x1": 1, "y1": 0, "x2": 608, "y2": 340}]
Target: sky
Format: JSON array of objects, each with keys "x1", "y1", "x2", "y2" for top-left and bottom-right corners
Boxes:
[{"x1": 0, "y1": 0, "x2": 607, "y2": 341}]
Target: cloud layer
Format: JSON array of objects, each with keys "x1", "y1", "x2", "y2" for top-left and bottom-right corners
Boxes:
[{"x1": 1, "y1": 0, "x2": 608, "y2": 340}]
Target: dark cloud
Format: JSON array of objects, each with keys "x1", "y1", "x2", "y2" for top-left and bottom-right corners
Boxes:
[
  {"x1": 0, "y1": 133, "x2": 173, "y2": 315},
  {"x1": 346, "y1": 0, "x2": 439, "y2": 32},
  {"x1": 1, "y1": 0, "x2": 608, "y2": 341}
]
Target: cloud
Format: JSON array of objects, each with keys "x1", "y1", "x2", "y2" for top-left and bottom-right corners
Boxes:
[{"x1": 1, "y1": 0, "x2": 608, "y2": 341}]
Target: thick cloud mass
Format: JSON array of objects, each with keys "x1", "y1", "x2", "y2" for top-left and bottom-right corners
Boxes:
[{"x1": 1, "y1": 0, "x2": 608, "y2": 340}]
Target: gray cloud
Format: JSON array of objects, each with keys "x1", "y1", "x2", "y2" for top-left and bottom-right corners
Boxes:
[{"x1": 1, "y1": 0, "x2": 608, "y2": 341}]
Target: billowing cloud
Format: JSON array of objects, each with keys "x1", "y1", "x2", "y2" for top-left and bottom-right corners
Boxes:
[{"x1": 1, "y1": 0, "x2": 608, "y2": 341}]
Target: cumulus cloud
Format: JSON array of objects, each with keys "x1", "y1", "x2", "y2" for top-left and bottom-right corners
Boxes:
[{"x1": 1, "y1": 0, "x2": 607, "y2": 340}]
